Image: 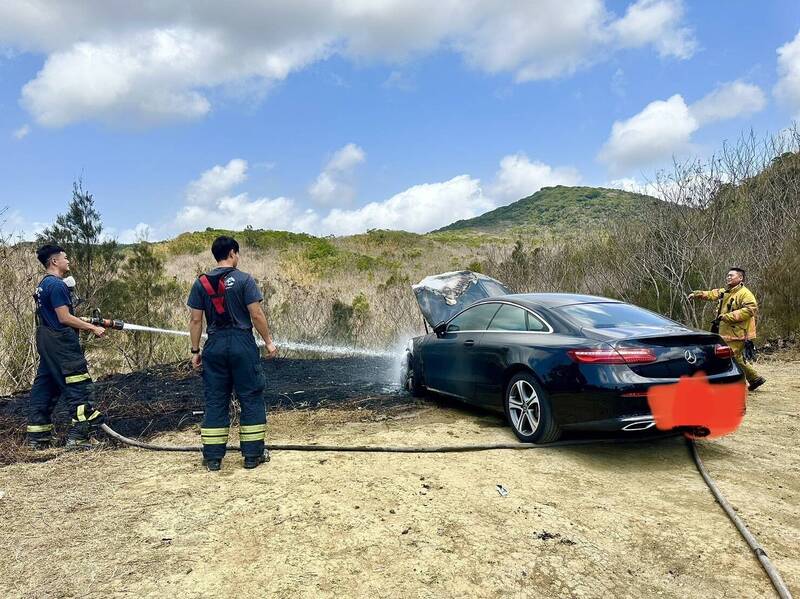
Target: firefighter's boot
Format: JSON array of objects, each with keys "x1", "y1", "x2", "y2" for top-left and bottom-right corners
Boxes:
[
  {"x1": 26, "y1": 436, "x2": 52, "y2": 450},
  {"x1": 26, "y1": 423, "x2": 54, "y2": 450},
  {"x1": 203, "y1": 458, "x2": 222, "y2": 472},
  {"x1": 66, "y1": 404, "x2": 104, "y2": 450},
  {"x1": 66, "y1": 421, "x2": 91, "y2": 449},
  {"x1": 243, "y1": 451, "x2": 268, "y2": 469}
]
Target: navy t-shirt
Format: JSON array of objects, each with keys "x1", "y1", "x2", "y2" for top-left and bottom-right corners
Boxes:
[
  {"x1": 34, "y1": 275, "x2": 72, "y2": 329},
  {"x1": 187, "y1": 268, "x2": 263, "y2": 335}
]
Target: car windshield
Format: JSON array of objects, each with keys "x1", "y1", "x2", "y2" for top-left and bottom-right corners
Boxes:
[{"x1": 556, "y1": 302, "x2": 676, "y2": 329}]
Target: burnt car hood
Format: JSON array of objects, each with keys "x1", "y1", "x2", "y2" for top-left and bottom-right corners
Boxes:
[{"x1": 412, "y1": 270, "x2": 512, "y2": 328}]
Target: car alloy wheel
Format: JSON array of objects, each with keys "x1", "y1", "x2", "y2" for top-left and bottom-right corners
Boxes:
[
  {"x1": 504, "y1": 372, "x2": 560, "y2": 443},
  {"x1": 507, "y1": 379, "x2": 540, "y2": 436}
]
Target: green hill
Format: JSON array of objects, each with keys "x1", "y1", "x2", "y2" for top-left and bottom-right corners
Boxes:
[{"x1": 436, "y1": 185, "x2": 661, "y2": 233}]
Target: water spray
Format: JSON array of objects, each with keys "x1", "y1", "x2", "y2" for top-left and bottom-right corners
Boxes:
[{"x1": 80, "y1": 314, "x2": 397, "y2": 359}]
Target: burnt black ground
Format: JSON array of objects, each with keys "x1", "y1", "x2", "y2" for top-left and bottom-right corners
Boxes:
[
  {"x1": 0, "y1": 356, "x2": 418, "y2": 464},
  {"x1": 0, "y1": 355, "x2": 672, "y2": 466}
]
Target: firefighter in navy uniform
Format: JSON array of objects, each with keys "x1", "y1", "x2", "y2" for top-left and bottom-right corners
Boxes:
[
  {"x1": 28, "y1": 245, "x2": 106, "y2": 449},
  {"x1": 188, "y1": 236, "x2": 277, "y2": 471}
]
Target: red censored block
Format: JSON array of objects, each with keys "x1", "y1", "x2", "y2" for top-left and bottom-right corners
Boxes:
[{"x1": 647, "y1": 372, "x2": 746, "y2": 439}]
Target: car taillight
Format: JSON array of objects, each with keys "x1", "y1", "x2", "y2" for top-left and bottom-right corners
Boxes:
[
  {"x1": 714, "y1": 344, "x2": 733, "y2": 359},
  {"x1": 567, "y1": 348, "x2": 657, "y2": 365}
]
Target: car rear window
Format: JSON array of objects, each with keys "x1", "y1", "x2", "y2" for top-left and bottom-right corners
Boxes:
[
  {"x1": 526, "y1": 312, "x2": 549, "y2": 332},
  {"x1": 556, "y1": 302, "x2": 675, "y2": 328},
  {"x1": 447, "y1": 303, "x2": 501, "y2": 332}
]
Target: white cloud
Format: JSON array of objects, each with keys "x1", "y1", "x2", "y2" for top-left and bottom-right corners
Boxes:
[
  {"x1": 489, "y1": 154, "x2": 581, "y2": 204},
  {"x1": 611, "y1": 0, "x2": 696, "y2": 59},
  {"x1": 690, "y1": 80, "x2": 766, "y2": 125},
  {"x1": 599, "y1": 94, "x2": 698, "y2": 173},
  {"x1": 12, "y1": 124, "x2": 30, "y2": 139},
  {"x1": 454, "y1": 1, "x2": 609, "y2": 82},
  {"x1": 175, "y1": 162, "x2": 490, "y2": 236},
  {"x1": 177, "y1": 157, "x2": 318, "y2": 233},
  {"x1": 611, "y1": 67, "x2": 625, "y2": 97},
  {"x1": 170, "y1": 152, "x2": 581, "y2": 236},
  {"x1": 0, "y1": 208, "x2": 26, "y2": 232},
  {"x1": 599, "y1": 79, "x2": 768, "y2": 174},
  {"x1": 775, "y1": 29, "x2": 800, "y2": 118},
  {"x1": 320, "y1": 175, "x2": 493, "y2": 235},
  {"x1": 607, "y1": 176, "x2": 671, "y2": 200},
  {"x1": 118, "y1": 222, "x2": 152, "y2": 244},
  {"x1": 186, "y1": 159, "x2": 248, "y2": 206},
  {"x1": 0, "y1": 1, "x2": 697, "y2": 126},
  {"x1": 308, "y1": 143, "x2": 365, "y2": 205},
  {"x1": 176, "y1": 193, "x2": 320, "y2": 234},
  {"x1": 0, "y1": 209, "x2": 47, "y2": 240},
  {"x1": 382, "y1": 70, "x2": 415, "y2": 91},
  {"x1": 326, "y1": 143, "x2": 365, "y2": 172},
  {"x1": 606, "y1": 177, "x2": 640, "y2": 192},
  {"x1": 606, "y1": 170, "x2": 733, "y2": 203},
  {"x1": 18, "y1": 27, "x2": 317, "y2": 127}
]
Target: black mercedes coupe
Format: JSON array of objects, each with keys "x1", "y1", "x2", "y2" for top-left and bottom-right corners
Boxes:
[{"x1": 404, "y1": 272, "x2": 744, "y2": 443}]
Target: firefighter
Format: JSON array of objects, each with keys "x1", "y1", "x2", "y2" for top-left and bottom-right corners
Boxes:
[
  {"x1": 28, "y1": 245, "x2": 106, "y2": 449},
  {"x1": 689, "y1": 267, "x2": 766, "y2": 391},
  {"x1": 188, "y1": 236, "x2": 278, "y2": 471}
]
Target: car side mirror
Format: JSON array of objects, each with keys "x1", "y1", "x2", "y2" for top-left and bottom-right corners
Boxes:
[{"x1": 433, "y1": 321, "x2": 447, "y2": 337}]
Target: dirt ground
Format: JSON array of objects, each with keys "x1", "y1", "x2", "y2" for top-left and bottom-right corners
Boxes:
[{"x1": 0, "y1": 360, "x2": 797, "y2": 598}]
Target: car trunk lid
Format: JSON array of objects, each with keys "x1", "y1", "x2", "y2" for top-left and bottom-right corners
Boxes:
[{"x1": 581, "y1": 326, "x2": 731, "y2": 377}]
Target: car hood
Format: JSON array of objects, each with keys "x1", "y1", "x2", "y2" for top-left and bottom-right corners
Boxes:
[{"x1": 412, "y1": 270, "x2": 512, "y2": 327}]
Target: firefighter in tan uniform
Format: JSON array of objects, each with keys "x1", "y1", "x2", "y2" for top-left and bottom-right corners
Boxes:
[{"x1": 689, "y1": 267, "x2": 766, "y2": 391}]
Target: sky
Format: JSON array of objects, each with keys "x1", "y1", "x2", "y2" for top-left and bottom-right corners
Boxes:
[{"x1": 1, "y1": 1, "x2": 799, "y2": 242}]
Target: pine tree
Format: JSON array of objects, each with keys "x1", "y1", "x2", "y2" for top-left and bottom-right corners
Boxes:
[{"x1": 37, "y1": 180, "x2": 122, "y2": 308}]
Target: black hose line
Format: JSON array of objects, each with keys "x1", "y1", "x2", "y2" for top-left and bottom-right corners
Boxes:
[
  {"x1": 100, "y1": 423, "x2": 674, "y2": 452},
  {"x1": 99, "y1": 423, "x2": 793, "y2": 597},
  {"x1": 688, "y1": 438, "x2": 792, "y2": 599}
]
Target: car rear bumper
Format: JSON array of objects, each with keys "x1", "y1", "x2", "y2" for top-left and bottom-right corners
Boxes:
[
  {"x1": 552, "y1": 366, "x2": 745, "y2": 431},
  {"x1": 561, "y1": 414, "x2": 658, "y2": 432}
]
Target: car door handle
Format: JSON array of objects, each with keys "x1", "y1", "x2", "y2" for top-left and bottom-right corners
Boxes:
[{"x1": 464, "y1": 339, "x2": 475, "y2": 347}]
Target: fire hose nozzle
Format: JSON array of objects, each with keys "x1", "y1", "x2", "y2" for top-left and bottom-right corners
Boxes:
[{"x1": 79, "y1": 316, "x2": 125, "y2": 330}]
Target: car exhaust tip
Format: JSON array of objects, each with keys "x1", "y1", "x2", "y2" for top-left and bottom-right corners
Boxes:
[{"x1": 621, "y1": 418, "x2": 656, "y2": 431}]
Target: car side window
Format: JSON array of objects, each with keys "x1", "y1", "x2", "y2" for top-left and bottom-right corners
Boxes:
[
  {"x1": 488, "y1": 304, "x2": 528, "y2": 331},
  {"x1": 526, "y1": 312, "x2": 548, "y2": 332},
  {"x1": 447, "y1": 303, "x2": 501, "y2": 332}
]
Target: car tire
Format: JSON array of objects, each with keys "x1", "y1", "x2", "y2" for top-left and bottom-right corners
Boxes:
[
  {"x1": 504, "y1": 372, "x2": 560, "y2": 443},
  {"x1": 404, "y1": 353, "x2": 425, "y2": 397}
]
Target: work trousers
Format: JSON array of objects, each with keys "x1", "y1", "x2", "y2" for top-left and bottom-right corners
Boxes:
[
  {"x1": 28, "y1": 326, "x2": 100, "y2": 442},
  {"x1": 728, "y1": 340, "x2": 760, "y2": 383},
  {"x1": 201, "y1": 328, "x2": 266, "y2": 460}
]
